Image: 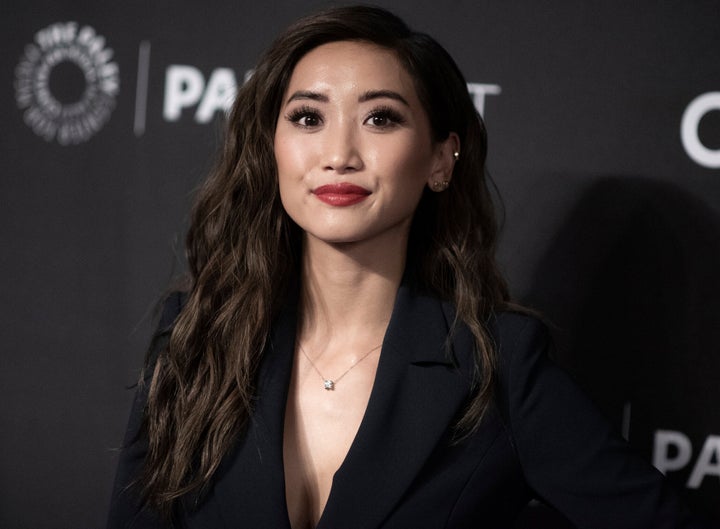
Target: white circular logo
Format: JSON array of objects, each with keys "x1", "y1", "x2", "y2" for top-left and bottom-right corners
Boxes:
[
  {"x1": 681, "y1": 92, "x2": 720, "y2": 169},
  {"x1": 14, "y1": 22, "x2": 120, "y2": 145}
]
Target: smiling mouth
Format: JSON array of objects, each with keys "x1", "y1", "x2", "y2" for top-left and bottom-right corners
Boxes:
[{"x1": 312, "y1": 183, "x2": 371, "y2": 206}]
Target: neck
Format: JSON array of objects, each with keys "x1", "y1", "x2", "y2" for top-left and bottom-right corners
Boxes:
[{"x1": 298, "y1": 234, "x2": 407, "y2": 349}]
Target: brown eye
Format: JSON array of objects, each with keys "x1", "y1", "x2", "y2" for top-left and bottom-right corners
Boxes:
[
  {"x1": 364, "y1": 107, "x2": 405, "y2": 129},
  {"x1": 286, "y1": 106, "x2": 323, "y2": 128},
  {"x1": 298, "y1": 114, "x2": 320, "y2": 127}
]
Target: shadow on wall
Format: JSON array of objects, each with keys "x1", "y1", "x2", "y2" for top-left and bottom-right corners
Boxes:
[{"x1": 515, "y1": 176, "x2": 720, "y2": 526}]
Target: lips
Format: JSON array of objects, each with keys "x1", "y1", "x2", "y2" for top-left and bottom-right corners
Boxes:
[{"x1": 312, "y1": 183, "x2": 371, "y2": 206}]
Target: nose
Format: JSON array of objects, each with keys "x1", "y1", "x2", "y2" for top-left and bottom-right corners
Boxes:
[{"x1": 322, "y1": 122, "x2": 363, "y2": 173}]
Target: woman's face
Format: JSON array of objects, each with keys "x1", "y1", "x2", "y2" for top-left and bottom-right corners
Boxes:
[{"x1": 274, "y1": 40, "x2": 455, "y2": 249}]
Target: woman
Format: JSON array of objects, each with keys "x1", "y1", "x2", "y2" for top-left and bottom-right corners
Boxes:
[{"x1": 108, "y1": 6, "x2": 704, "y2": 529}]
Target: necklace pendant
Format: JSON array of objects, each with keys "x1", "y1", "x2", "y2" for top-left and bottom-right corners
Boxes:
[{"x1": 324, "y1": 379, "x2": 335, "y2": 390}]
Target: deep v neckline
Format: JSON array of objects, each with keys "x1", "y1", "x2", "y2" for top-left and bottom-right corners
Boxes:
[
  {"x1": 280, "y1": 333, "x2": 385, "y2": 529},
  {"x1": 205, "y1": 282, "x2": 473, "y2": 529}
]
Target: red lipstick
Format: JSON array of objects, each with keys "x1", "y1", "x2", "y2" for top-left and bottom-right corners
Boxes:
[{"x1": 312, "y1": 183, "x2": 371, "y2": 206}]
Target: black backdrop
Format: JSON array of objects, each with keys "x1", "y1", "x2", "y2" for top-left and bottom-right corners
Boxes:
[{"x1": 1, "y1": 1, "x2": 719, "y2": 527}]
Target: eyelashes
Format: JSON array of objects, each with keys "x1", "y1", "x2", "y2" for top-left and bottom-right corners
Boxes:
[
  {"x1": 286, "y1": 105, "x2": 321, "y2": 128},
  {"x1": 366, "y1": 105, "x2": 406, "y2": 128},
  {"x1": 284, "y1": 104, "x2": 406, "y2": 130}
]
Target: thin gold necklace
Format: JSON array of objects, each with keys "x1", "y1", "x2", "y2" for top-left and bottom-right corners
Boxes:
[{"x1": 298, "y1": 342, "x2": 382, "y2": 390}]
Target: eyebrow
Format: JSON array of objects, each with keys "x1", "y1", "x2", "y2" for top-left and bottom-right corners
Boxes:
[
  {"x1": 358, "y1": 90, "x2": 409, "y2": 107},
  {"x1": 285, "y1": 89, "x2": 410, "y2": 106},
  {"x1": 286, "y1": 90, "x2": 329, "y2": 104}
]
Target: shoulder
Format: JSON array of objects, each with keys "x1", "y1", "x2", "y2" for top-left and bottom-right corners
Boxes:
[
  {"x1": 157, "y1": 290, "x2": 188, "y2": 332},
  {"x1": 486, "y1": 311, "x2": 556, "y2": 409},
  {"x1": 488, "y1": 311, "x2": 551, "y2": 365}
]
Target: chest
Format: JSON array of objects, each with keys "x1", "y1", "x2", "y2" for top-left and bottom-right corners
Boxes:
[
  {"x1": 282, "y1": 349, "x2": 380, "y2": 529},
  {"x1": 185, "y1": 401, "x2": 528, "y2": 529},
  {"x1": 183, "y1": 303, "x2": 530, "y2": 528}
]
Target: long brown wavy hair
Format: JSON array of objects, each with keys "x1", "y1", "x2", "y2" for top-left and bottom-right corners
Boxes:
[{"x1": 139, "y1": 5, "x2": 510, "y2": 518}]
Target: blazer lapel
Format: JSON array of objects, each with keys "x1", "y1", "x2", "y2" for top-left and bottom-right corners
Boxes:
[
  {"x1": 194, "y1": 283, "x2": 478, "y2": 529},
  {"x1": 317, "y1": 283, "x2": 477, "y2": 529}
]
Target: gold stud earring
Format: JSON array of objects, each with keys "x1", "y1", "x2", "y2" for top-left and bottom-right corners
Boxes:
[{"x1": 432, "y1": 180, "x2": 449, "y2": 191}]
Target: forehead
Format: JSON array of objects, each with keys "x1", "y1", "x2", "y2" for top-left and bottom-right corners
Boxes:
[{"x1": 284, "y1": 40, "x2": 417, "y2": 100}]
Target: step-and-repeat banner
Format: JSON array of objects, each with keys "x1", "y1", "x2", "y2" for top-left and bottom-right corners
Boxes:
[{"x1": 1, "y1": 1, "x2": 718, "y2": 527}]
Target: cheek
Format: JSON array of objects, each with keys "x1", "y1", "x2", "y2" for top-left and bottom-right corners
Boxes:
[
  {"x1": 276, "y1": 137, "x2": 317, "y2": 184},
  {"x1": 275, "y1": 145, "x2": 305, "y2": 221},
  {"x1": 274, "y1": 142, "x2": 291, "y2": 206},
  {"x1": 375, "y1": 151, "x2": 432, "y2": 218},
  {"x1": 277, "y1": 170, "x2": 298, "y2": 215},
  {"x1": 275, "y1": 137, "x2": 303, "y2": 192},
  {"x1": 383, "y1": 140, "x2": 434, "y2": 189},
  {"x1": 273, "y1": 137, "x2": 292, "y2": 177}
]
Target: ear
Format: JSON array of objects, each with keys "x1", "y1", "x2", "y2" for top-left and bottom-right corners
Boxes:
[{"x1": 427, "y1": 132, "x2": 460, "y2": 193}]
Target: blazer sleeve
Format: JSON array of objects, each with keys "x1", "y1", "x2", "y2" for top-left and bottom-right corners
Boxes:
[
  {"x1": 494, "y1": 313, "x2": 704, "y2": 529},
  {"x1": 106, "y1": 292, "x2": 186, "y2": 529}
]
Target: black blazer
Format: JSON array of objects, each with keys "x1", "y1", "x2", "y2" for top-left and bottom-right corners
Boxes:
[{"x1": 108, "y1": 283, "x2": 701, "y2": 529}]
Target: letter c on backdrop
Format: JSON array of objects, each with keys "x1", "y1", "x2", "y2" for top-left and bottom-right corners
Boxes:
[{"x1": 681, "y1": 92, "x2": 720, "y2": 168}]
